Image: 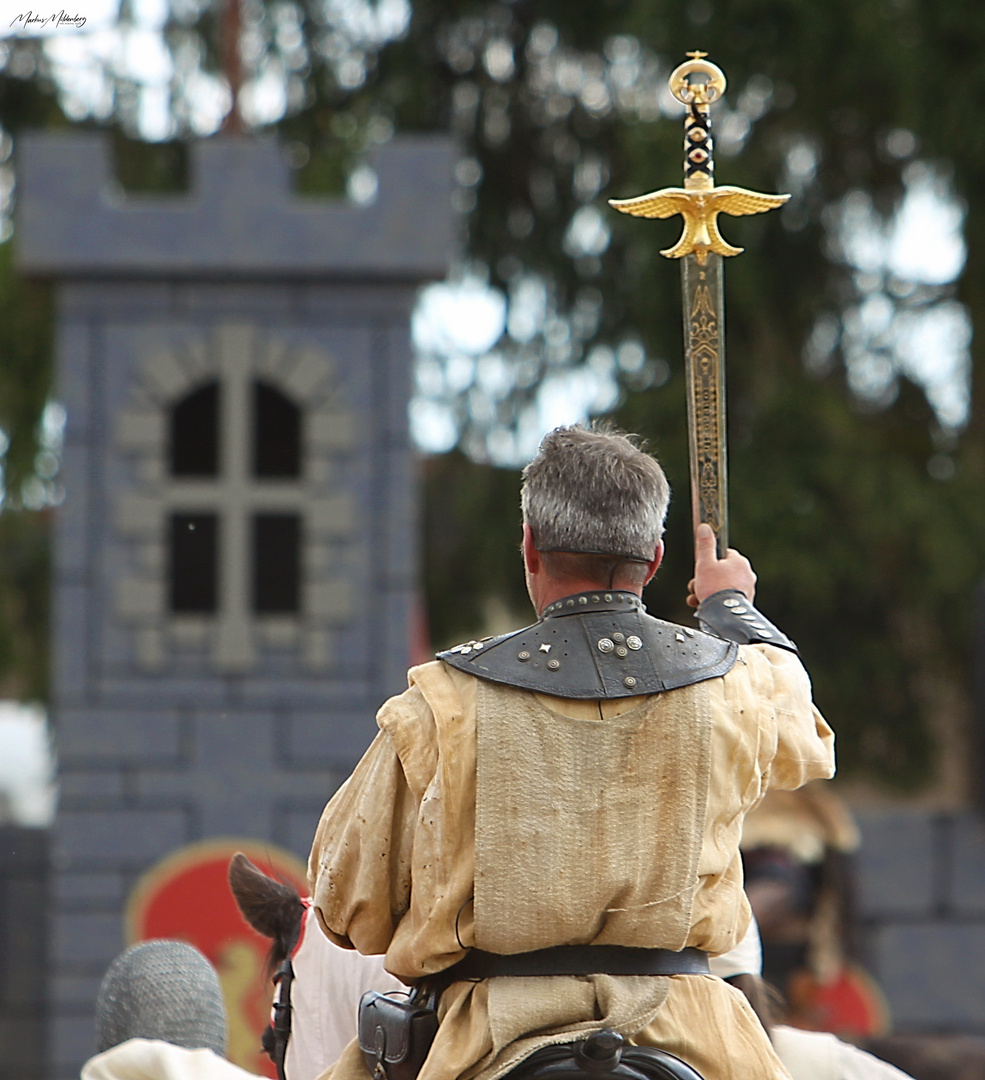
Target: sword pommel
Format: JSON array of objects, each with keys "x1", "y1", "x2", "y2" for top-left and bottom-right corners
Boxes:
[{"x1": 669, "y1": 53, "x2": 727, "y2": 107}]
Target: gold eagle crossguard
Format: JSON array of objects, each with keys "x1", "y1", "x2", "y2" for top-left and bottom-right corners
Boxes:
[{"x1": 609, "y1": 53, "x2": 789, "y2": 557}]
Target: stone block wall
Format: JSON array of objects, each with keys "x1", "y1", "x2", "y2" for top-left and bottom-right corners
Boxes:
[
  {"x1": 854, "y1": 809, "x2": 985, "y2": 1033},
  {"x1": 16, "y1": 133, "x2": 453, "y2": 1079},
  {"x1": 0, "y1": 827, "x2": 48, "y2": 1080}
]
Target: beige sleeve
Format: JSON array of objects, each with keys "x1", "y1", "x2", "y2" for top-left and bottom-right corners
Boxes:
[
  {"x1": 308, "y1": 664, "x2": 478, "y2": 979},
  {"x1": 307, "y1": 697, "x2": 428, "y2": 955},
  {"x1": 749, "y1": 644, "x2": 836, "y2": 792}
]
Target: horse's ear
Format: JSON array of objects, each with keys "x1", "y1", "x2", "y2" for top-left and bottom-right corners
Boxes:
[{"x1": 228, "y1": 852, "x2": 306, "y2": 946}]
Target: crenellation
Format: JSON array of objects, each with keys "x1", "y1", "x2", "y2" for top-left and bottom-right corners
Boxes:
[{"x1": 17, "y1": 134, "x2": 454, "y2": 279}]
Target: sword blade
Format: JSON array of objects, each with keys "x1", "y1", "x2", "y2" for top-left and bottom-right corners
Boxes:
[
  {"x1": 609, "y1": 54, "x2": 785, "y2": 558},
  {"x1": 681, "y1": 251, "x2": 728, "y2": 558}
]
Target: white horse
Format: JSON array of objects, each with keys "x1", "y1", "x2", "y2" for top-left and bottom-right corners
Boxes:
[{"x1": 228, "y1": 854, "x2": 917, "y2": 1080}]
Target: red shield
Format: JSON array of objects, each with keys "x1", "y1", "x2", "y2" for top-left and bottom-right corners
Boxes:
[{"x1": 126, "y1": 838, "x2": 308, "y2": 1076}]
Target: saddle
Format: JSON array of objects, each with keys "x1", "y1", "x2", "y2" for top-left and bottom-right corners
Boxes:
[
  {"x1": 360, "y1": 949, "x2": 710, "y2": 1080},
  {"x1": 508, "y1": 1030, "x2": 704, "y2": 1080},
  {"x1": 359, "y1": 1015, "x2": 704, "y2": 1080}
]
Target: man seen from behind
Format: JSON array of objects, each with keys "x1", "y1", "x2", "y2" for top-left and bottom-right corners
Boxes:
[{"x1": 308, "y1": 424, "x2": 835, "y2": 1080}]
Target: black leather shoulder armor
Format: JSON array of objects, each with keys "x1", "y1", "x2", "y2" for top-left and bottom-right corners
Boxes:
[
  {"x1": 696, "y1": 589, "x2": 797, "y2": 652},
  {"x1": 437, "y1": 591, "x2": 737, "y2": 698}
]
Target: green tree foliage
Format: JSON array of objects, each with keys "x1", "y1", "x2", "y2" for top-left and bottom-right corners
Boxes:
[
  {"x1": 0, "y1": 508, "x2": 49, "y2": 701},
  {"x1": 2, "y1": 1, "x2": 984, "y2": 790},
  {"x1": 0, "y1": 49, "x2": 63, "y2": 702},
  {"x1": 421, "y1": 451, "x2": 527, "y2": 649},
  {"x1": 401, "y1": 0, "x2": 985, "y2": 789},
  {"x1": 605, "y1": 0, "x2": 985, "y2": 789}
]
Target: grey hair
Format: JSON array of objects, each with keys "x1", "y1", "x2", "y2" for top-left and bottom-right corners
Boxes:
[
  {"x1": 521, "y1": 424, "x2": 670, "y2": 562},
  {"x1": 95, "y1": 939, "x2": 227, "y2": 1055}
]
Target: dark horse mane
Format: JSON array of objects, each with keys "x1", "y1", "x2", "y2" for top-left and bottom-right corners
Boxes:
[{"x1": 228, "y1": 852, "x2": 306, "y2": 975}]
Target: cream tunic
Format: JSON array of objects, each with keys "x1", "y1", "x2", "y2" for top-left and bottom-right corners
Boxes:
[
  {"x1": 309, "y1": 644, "x2": 834, "y2": 1080},
  {"x1": 81, "y1": 1041, "x2": 257, "y2": 1080}
]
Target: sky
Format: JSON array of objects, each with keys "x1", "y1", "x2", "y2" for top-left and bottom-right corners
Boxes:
[{"x1": 0, "y1": 701, "x2": 55, "y2": 826}]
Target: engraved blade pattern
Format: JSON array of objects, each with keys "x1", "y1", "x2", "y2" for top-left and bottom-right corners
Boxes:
[{"x1": 681, "y1": 252, "x2": 728, "y2": 557}]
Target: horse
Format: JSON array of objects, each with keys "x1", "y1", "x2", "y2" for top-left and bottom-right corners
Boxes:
[
  {"x1": 230, "y1": 854, "x2": 969, "y2": 1080},
  {"x1": 228, "y1": 852, "x2": 403, "y2": 1080},
  {"x1": 226, "y1": 854, "x2": 706, "y2": 1080}
]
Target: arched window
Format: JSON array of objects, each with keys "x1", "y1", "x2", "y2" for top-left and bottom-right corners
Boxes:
[
  {"x1": 252, "y1": 381, "x2": 301, "y2": 613},
  {"x1": 169, "y1": 382, "x2": 220, "y2": 613},
  {"x1": 167, "y1": 378, "x2": 302, "y2": 617}
]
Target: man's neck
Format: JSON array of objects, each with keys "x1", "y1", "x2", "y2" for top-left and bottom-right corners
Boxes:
[{"x1": 533, "y1": 580, "x2": 642, "y2": 616}]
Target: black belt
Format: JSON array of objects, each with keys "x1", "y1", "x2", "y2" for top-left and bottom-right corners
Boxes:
[{"x1": 440, "y1": 945, "x2": 710, "y2": 981}]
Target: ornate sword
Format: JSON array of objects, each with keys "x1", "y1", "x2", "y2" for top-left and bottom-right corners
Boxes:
[{"x1": 609, "y1": 53, "x2": 789, "y2": 557}]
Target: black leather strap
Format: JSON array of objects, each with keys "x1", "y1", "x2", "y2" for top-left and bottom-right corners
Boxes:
[
  {"x1": 440, "y1": 945, "x2": 710, "y2": 981},
  {"x1": 264, "y1": 958, "x2": 294, "y2": 1080}
]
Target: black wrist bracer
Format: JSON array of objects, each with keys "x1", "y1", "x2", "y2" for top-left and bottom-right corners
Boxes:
[{"x1": 696, "y1": 589, "x2": 797, "y2": 652}]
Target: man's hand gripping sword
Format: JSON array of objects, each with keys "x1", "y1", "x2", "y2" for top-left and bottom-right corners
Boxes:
[{"x1": 609, "y1": 53, "x2": 789, "y2": 558}]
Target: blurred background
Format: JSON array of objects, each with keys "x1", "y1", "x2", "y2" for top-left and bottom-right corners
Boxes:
[{"x1": 1, "y1": 0, "x2": 985, "y2": 1077}]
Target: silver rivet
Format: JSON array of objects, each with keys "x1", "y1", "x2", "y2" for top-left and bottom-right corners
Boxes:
[
  {"x1": 612, "y1": 632, "x2": 625, "y2": 644},
  {"x1": 518, "y1": 651, "x2": 530, "y2": 661},
  {"x1": 627, "y1": 636, "x2": 642, "y2": 650},
  {"x1": 578, "y1": 596, "x2": 588, "y2": 605},
  {"x1": 461, "y1": 646, "x2": 472, "y2": 654},
  {"x1": 732, "y1": 607, "x2": 747, "y2": 615},
  {"x1": 566, "y1": 599, "x2": 575, "y2": 607},
  {"x1": 598, "y1": 638, "x2": 614, "y2": 653},
  {"x1": 741, "y1": 614, "x2": 757, "y2": 622},
  {"x1": 759, "y1": 629, "x2": 773, "y2": 637},
  {"x1": 723, "y1": 599, "x2": 741, "y2": 608},
  {"x1": 592, "y1": 595, "x2": 600, "y2": 603},
  {"x1": 676, "y1": 633, "x2": 685, "y2": 642},
  {"x1": 539, "y1": 643, "x2": 551, "y2": 653},
  {"x1": 604, "y1": 594, "x2": 612, "y2": 602},
  {"x1": 473, "y1": 641, "x2": 484, "y2": 650},
  {"x1": 683, "y1": 628, "x2": 695, "y2": 637},
  {"x1": 547, "y1": 658, "x2": 560, "y2": 670},
  {"x1": 623, "y1": 676, "x2": 637, "y2": 688},
  {"x1": 615, "y1": 645, "x2": 628, "y2": 658}
]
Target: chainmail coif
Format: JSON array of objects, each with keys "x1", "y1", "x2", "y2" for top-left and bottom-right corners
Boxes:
[{"x1": 95, "y1": 939, "x2": 227, "y2": 1055}]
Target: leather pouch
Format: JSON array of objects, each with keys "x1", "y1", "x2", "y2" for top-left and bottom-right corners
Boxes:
[{"x1": 358, "y1": 985, "x2": 439, "y2": 1080}]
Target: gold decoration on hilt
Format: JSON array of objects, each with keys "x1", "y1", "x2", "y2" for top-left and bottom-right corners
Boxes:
[{"x1": 608, "y1": 53, "x2": 790, "y2": 265}]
